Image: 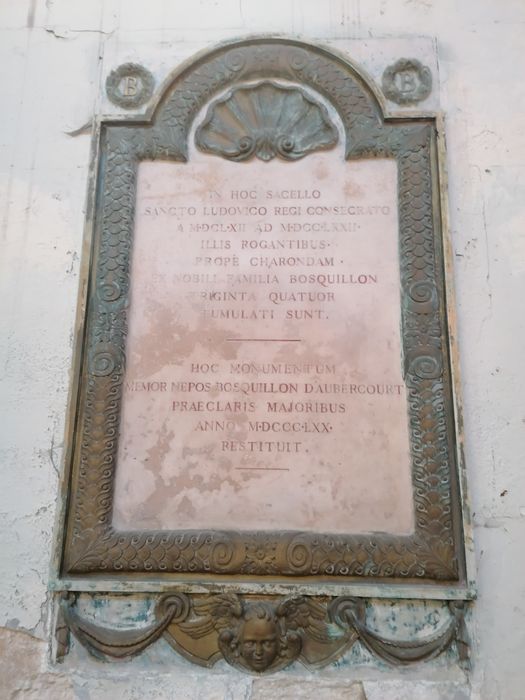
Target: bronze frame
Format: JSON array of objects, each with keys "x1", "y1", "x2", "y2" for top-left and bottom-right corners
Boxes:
[{"x1": 58, "y1": 37, "x2": 472, "y2": 596}]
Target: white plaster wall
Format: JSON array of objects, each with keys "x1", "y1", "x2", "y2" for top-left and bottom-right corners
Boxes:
[{"x1": 0, "y1": 1, "x2": 524, "y2": 698}]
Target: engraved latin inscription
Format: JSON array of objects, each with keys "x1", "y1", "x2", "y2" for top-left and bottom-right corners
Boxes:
[{"x1": 113, "y1": 143, "x2": 414, "y2": 533}]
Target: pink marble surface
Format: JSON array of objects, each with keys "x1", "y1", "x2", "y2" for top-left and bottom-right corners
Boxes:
[{"x1": 113, "y1": 149, "x2": 414, "y2": 534}]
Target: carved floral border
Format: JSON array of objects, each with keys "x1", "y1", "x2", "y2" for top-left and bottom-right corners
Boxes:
[{"x1": 62, "y1": 39, "x2": 465, "y2": 583}]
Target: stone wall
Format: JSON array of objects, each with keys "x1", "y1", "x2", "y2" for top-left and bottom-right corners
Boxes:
[{"x1": 1, "y1": 1, "x2": 524, "y2": 698}]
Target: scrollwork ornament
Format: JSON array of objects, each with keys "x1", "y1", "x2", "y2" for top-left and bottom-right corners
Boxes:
[
  {"x1": 286, "y1": 536, "x2": 314, "y2": 574},
  {"x1": 98, "y1": 280, "x2": 122, "y2": 303},
  {"x1": 408, "y1": 350, "x2": 443, "y2": 380},
  {"x1": 88, "y1": 344, "x2": 122, "y2": 377},
  {"x1": 289, "y1": 47, "x2": 309, "y2": 70},
  {"x1": 156, "y1": 593, "x2": 191, "y2": 623},
  {"x1": 406, "y1": 280, "x2": 438, "y2": 313},
  {"x1": 223, "y1": 49, "x2": 246, "y2": 72},
  {"x1": 208, "y1": 535, "x2": 237, "y2": 571}
]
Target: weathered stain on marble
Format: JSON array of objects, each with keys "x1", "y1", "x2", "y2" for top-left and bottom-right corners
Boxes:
[{"x1": 113, "y1": 143, "x2": 414, "y2": 535}]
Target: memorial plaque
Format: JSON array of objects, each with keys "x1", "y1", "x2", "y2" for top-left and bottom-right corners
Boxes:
[{"x1": 62, "y1": 38, "x2": 469, "y2": 591}]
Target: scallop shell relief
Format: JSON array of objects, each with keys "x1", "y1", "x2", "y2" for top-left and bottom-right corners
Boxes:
[{"x1": 195, "y1": 81, "x2": 338, "y2": 162}]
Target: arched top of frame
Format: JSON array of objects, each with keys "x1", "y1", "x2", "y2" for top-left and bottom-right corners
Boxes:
[{"x1": 145, "y1": 37, "x2": 386, "y2": 160}]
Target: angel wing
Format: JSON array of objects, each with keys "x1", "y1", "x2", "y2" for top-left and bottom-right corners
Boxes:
[
  {"x1": 276, "y1": 596, "x2": 333, "y2": 644},
  {"x1": 178, "y1": 593, "x2": 242, "y2": 639}
]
